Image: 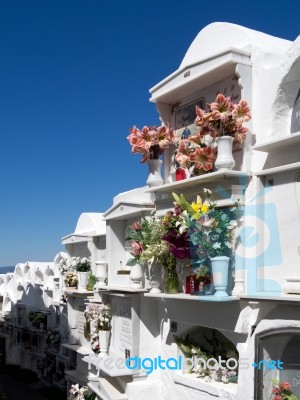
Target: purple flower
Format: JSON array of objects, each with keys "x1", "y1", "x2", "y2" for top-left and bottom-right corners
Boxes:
[{"x1": 163, "y1": 229, "x2": 191, "y2": 260}]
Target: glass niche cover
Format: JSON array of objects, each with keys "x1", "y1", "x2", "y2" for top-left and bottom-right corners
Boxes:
[{"x1": 256, "y1": 330, "x2": 300, "y2": 399}]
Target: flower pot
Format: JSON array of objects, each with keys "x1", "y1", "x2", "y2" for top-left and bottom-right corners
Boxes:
[
  {"x1": 78, "y1": 271, "x2": 88, "y2": 290},
  {"x1": 164, "y1": 268, "x2": 179, "y2": 294},
  {"x1": 130, "y1": 263, "x2": 144, "y2": 289},
  {"x1": 210, "y1": 256, "x2": 229, "y2": 297},
  {"x1": 98, "y1": 330, "x2": 110, "y2": 358},
  {"x1": 215, "y1": 136, "x2": 235, "y2": 170},
  {"x1": 146, "y1": 159, "x2": 163, "y2": 187},
  {"x1": 95, "y1": 261, "x2": 107, "y2": 288},
  {"x1": 149, "y1": 262, "x2": 162, "y2": 294}
]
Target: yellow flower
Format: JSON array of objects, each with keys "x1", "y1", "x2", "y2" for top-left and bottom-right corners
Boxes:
[
  {"x1": 201, "y1": 204, "x2": 209, "y2": 213},
  {"x1": 192, "y1": 202, "x2": 201, "y2": 212}
]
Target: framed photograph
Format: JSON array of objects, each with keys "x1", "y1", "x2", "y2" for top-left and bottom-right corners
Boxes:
[{"x1": 175, "y1": 97, "x2": 205, "y2": 135}]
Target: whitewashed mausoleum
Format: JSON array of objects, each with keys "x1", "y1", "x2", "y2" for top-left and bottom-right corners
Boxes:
[{"x1": 1, "y1": 22, "x2": 300, "y2": 400}]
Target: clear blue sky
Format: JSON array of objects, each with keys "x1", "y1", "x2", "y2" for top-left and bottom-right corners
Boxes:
[{"x1": 0, "y1": 0, "x2": 299, "y2": 267}]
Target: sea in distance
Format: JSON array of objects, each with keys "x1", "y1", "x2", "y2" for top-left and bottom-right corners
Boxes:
[{"x1": 0, "y1": 266, "x2": 14, "y2": 274}]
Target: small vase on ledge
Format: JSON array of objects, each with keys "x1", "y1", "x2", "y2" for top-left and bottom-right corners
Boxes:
[
  {"x1": 164, "y1": 268, "x2": 179, "y2": 294},
  {"x1": 215, "y1": 136, "x2": 235, "y2": 170},
  {"x1": 130, "y1": 263, "x2": 144, "y2": 289},
  {"x1": 98, "y1": 330, "x2": 110, "y2": 358},
  {"x1": 146, "y1": 159, "x2": 163, "y2": 187},
  {"x1": 210, "y1": 256, "x2": 229, "y2": 297}
]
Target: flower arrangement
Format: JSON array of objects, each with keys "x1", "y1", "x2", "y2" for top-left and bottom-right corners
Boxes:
[
  {"x1": 28, "y1": 311, "x2": 46, "y2": 329},
  {"x1": 127, "y1": 124, "x2": 177, "y2": 163},
  {"x1": 175, "y1": 94, "x2": 251, "y2": 175},
  {"x1": 175, "y1": 133, "x2": 217, "y2": 175},
  {"x1": 126, "y1": 218, "x2": 153, "y2": 266},
  {"x1": 83, "y1": 303, "x2": 112, "y2": 352},
  {"x1": 271, "y1": 379, "x2": 297, "y2": 400},
  {"x1": 162, "y1": 202, "x2": 193, "y2": 260},
  {"x1": 58, "y1": 257, "x2": 72, "y2": 274},
  {"x1": 165, "y1": 189, "x2": 240, "y2": 260},
  {"x1": 64, "y1": 271, "x2": 78, "y2": 287},
  {"x1": 126, "y1": 212, "x2": 179, "y2": 293},
  {"x1": 68, "y1": 383, "x2": 96, "y2": 400},
  {"x1": 98, "y1": 304, "x2": 112, "y2": 331},
  {"x1": 126, "y1": 213, "x2": 178, "y2": 268},
  {"x1": 194, "y1": 93, "x2": 251, "y2": 143},
  {"x1": 74, "y1": 257, "x2": 91, "y2": 272},
  {"x1": 84, "y1": 303, "x2": 103, "y2": 341},
  {"x1": 89, "y1": 333, "x2": 100, "y2": 353}
]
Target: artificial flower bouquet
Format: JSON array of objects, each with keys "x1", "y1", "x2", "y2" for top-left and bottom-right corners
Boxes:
[
  {"x1": 64, "y1": 271, "x2": 78, "y2": 287},
  {"x1": 271, "y1": 379, "x2": 298, "y2": 400},
  {"x1": 165, "y1": 189, "x2": 241, "y2": 261},
  {"x1": 194, "y1": 93, "x2": 251, "y2": 143},
  {"x1": 73, "y1": 257, "x2": 91, "y2": 272},
  {"x1": 98, "y1": 303, "x2": 112, "y2": 331},
  {"x1": 126, "y1": 212, "x2": 171, "y2": 266},
  {"x1": 68, "y1": 383, "x2": 96, "y2": 400},
  {"x1": 175, "y1": 93, "x2": 251, "y2": 175},
  {"x1": 127, "y1": 124, "x2": 177, "y2": 163}
]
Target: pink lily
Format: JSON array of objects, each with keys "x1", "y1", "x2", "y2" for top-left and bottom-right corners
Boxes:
[
  {"x1": 232, "y1": 99, "x2": 251, "y2": 122},
  {"x1": 209, "y1": 94, "x2": 232, "y2": 123},
  {"x1": 189, "y1": 146, "x2": 216, "y2": 172}
]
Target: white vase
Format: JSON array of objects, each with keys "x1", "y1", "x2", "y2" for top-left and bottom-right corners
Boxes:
[
  {"x1": 215, "y1": 136, "x2": 235, "y2": 170},
  {"x1": 149, "y1": 262, "x2": 162, "y2": 294},
  {"x1": 95, "y1": 261, "x2": 107, "y2": 288},
  {"x1": 130, "y1": 263, "x2": 144, "y2": 289},
  {"x1": 78, "y1": 271, "x2": 88, "y2": 290},
  {"x1": 210, "y1": 256, "x2": 229, "y2": 297},
  {"x1": 98, "y1": 330, "x2": 110, "y2": 358},
  {"x1": 146, "y1": 159, "x2": 163, "y2": 187}
]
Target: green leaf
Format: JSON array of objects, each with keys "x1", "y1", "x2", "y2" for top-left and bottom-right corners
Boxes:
[
  {"x1": 172, "y1": 192, "x2": 182, "y2": 206},
  {"x1": 126, "y1": 258, "x2": 137, "y2": 266}
]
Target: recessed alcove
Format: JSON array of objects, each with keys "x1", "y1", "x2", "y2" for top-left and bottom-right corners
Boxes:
[
  {"x1": 14, "y1": 265, "x2": 23, "y2": 283},
  {"x1": 24, "y1": 264, "x2": 31, "y2": 282},
  {"x1": 255, "y1": 328, "x2": 300, "y2": 400},
  {"x1": 172, "y1": 324, "x2": 240, "y2": 399},
  {"x1": 34, "y1": 270, "x2": 44, "y2": 286}
]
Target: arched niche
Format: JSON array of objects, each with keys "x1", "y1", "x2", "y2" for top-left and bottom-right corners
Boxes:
[
  {"x1": 45, "y1": 266, "x2": 55, "y2": 288},
  {"x1": 255, "y1": 327, "x2": 300, "y2": 400},
  {"x1": 174, "y1": 325, "x2": 239, "y2": 384},
  {"x1": 24, "y1": 264, "x2": 31, "y2": 282},
  {"x1": 35, "y1": 270, "x2": 44, "y2": 285},
  {"x1": 14, "y1": 265, "x2": 23, "y2": 282}
]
